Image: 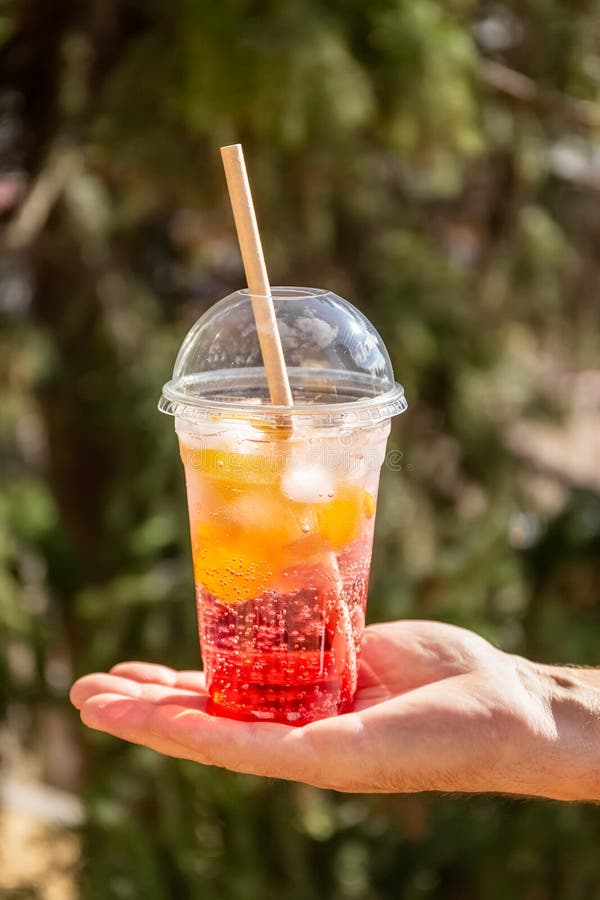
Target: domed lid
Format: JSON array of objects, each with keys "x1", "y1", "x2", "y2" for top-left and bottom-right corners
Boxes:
[{"x1": 159, "y1": 287, "x2": 407, "y2": 427}]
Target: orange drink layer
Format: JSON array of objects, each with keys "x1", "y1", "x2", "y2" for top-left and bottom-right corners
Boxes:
[{"x1": 178, "y1": 419, "x2": 388, "y2": 724}]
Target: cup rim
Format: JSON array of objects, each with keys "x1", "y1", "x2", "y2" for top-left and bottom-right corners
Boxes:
[{"x1": 159, "y1": 373, "x2": 407, "y2": 427}]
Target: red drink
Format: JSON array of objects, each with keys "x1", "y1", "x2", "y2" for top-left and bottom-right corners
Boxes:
[
  {"x1": 198, "y1": 540, "x2": 372, "y2": 723},
  {"x1": 179, "y1": 424, "x2": 385, "y2": 724}
]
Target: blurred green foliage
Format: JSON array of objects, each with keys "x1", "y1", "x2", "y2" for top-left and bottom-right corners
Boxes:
[{"x1": 1, "y1": 0, "x2": 599, "y2": 898}]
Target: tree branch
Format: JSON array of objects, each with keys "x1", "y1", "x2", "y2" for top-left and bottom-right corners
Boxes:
[
  {"x1": 480, "y1": 59, "x2": 600, "y2": 130},
  {"x1": 5, "y1": 145, "x2": 79, "y2": 250}
]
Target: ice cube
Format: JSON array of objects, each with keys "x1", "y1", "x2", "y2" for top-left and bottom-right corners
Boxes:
[
  {"x1": 176, "y1": 416, "x2": 266, "y2": 452},
  {"x1": 281, "y1": 464, "x2": 334, "y2": 504},
  {"x1": 230, "y1": 491, "x2": 272, "y2": 528}
]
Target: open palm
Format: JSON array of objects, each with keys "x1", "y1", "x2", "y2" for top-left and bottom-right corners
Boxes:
[{"x1": 71, "y1": 619, "x2": 555, "y2": 795}]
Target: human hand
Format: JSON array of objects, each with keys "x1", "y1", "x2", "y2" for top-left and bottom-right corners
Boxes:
[{"x1": 70, "y1": 620, "x2": 600, "y2": 801}]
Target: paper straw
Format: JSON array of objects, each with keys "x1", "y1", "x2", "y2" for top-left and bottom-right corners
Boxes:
[{"x1": 220, "y1": 144, "x2": 293, "y2": 408}]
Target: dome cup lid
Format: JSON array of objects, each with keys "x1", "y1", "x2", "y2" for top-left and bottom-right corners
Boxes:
[{"x1": 159, "y1": 287, "x2": 407, "y2": 428}]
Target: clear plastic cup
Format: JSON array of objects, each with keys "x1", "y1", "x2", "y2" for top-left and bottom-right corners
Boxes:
[{"x1": 159, "y1": 287, "x2": 407, "y2": 724}]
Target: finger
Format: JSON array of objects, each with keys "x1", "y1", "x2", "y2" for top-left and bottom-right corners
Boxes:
[
  {"x1": 176, "y1": 671, "x2": 207, "y2": 692},
  {"x1": 79, "y1": 693, "x2": 309, "y2": 778},
  {"x1": 110, "y1": 662, "x2": 206, "y2": 693},
  {"x1": 145, "y1": 702, "x2": 369, "y2": 789},
  {"x1": 71, "y1": 674, "x2": 208, "y2": 710},
  {"x1": 147, "y1": 705, "x2": 304, "y2": 778},
  {"x1": 110, "y1": 661, "x2": 177, "y2": 684},
  {"x1": 71, "y1": 674, "x2": 140, "y2": 709},
  {"x1": 79, "y1": 693, "x2": 210, "y2": 764}
]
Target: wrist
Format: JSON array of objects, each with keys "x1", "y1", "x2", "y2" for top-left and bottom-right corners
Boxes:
[{"x1": 523, "y1": 659, "x2": 600, "y2": 802}]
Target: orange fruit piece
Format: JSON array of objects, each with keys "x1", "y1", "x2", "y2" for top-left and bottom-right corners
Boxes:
[
  {"x1": 316, "y1": 484, "x2": 376, "y2": 550},
  {"x1": 192, "y1": 524, "x2": 277, "y2": 604}
]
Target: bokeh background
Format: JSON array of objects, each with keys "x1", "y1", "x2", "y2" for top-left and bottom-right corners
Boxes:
[{"x1": 1, "y1": 1, "x2": 599, "y2": 897}]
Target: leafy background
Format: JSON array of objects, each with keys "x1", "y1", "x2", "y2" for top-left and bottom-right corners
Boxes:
[{"x1": 1, "y1": 1, "x2": 599, "y2": 897}]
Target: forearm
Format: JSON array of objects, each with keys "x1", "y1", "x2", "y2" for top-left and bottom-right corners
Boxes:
[{"x1": 525, "y1": 660, "x2": 600, "y2": 802}]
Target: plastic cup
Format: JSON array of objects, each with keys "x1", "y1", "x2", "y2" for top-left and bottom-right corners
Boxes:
[{"x1": 159, "y1": 287, "x2": 407, "y2": 724}]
